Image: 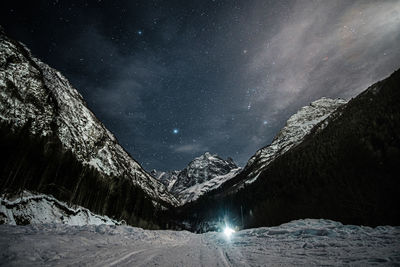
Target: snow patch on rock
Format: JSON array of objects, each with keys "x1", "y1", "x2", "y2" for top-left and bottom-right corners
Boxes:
[
  {"x1": 153, "y1": 152, "x2": 240, "y2": 204},
  {"x1": 178, "y1": 167, "x2": 242, "y2": 204}
]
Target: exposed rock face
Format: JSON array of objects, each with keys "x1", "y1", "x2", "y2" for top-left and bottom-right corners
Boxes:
[
  {"x1": 176, "y1": 167, "x2": 241, "y2": 204},
  {"x1": 0, "y1": 30, "x2": 178, "y2": 206},
  {"x1": 150, "y1": 170, "x2": 180, "y2": 192},
  {"x1": 171, "y1": 152, "x2": 238, "y2": 193},
  {"x1": 153, "y1": 152, "x2": 240, "y2": 204},
  {"x1": 243, "y1": 97, "x2": 347, "y2": 184}
]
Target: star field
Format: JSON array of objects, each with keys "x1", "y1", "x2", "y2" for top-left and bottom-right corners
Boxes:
[{"x1": 1, "y1": 0, "x2": 399, "y2": 170}]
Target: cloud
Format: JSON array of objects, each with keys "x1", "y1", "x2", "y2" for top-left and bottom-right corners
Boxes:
[
  {"x1": 246, "y1": 0, "x2": 400, "y2": 113},
  {"x1": 172, "y1": 143, "x2": 209, "y2": 154},
  {"x1": 211, "y1": 0, "x2": 400, "y2": 166}
]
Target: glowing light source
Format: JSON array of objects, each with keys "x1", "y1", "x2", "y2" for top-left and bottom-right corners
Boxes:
[
  {"x1": 173, "y1": 128, "x2": 179, "y2": 134},
  {"x1": 224, "y1": 226, "x2": 235, "y2": 238}
]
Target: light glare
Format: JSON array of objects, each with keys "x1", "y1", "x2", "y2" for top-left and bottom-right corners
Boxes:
[{"x1": 224, "y1": 226, "x2": 235, "y2": 238}]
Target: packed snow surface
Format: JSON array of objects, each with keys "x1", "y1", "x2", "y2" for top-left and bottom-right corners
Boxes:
[{"x1": 1, "y1": 219, "x2": 399, "y2": 266}]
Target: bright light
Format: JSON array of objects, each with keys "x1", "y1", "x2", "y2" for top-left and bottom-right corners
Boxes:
[{"x1": 224, "y1": 226, "x2": 235, "y2": 238}]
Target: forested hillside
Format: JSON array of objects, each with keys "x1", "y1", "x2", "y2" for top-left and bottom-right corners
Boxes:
[{"x1": 0, "y1": 121, "x2": 168, "y2": 229}]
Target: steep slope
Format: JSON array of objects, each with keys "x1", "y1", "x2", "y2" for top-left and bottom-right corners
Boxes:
[
  {"x1": 244, "y1": 97, "x2": 347, "y2": 184},
  {"x1": 174, "y1": 69, "x2": 400, "y2": 231},
  {"x1": 170, "y1": 152, "x2": 238, "y2": 194},
  {"x1": 211, "y1": 97, "x2": 347, "y2": 195},
  {"x1": 153, "y1": 152, "x2": 240, "y2": 204},
  {"x1": 176, "y1": 167, "x2": 241, "y2": 204},
  {"x1": 150, "y1": 170, "x2": 180, "y2": 192},
  {"x1": 0, "y1": 29, "x2": 177, "y2": 207}
]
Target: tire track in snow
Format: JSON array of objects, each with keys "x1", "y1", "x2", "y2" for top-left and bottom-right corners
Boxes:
[
  {"x1": 107, "y1": 249, "x2": 147, "y2": 266},
  {"x1": 217, "y1": 247, "x2": 231, "y2": 267}
]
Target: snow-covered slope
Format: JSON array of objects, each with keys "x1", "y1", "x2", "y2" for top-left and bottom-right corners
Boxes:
[
  {"x1": 243, "y1": 97, "x2": 347, "y2": 184},
  {"x1": 0, "y1": 30, "x2": 178, "y2": 206},
  {"x1": 177, "y1": 167, "x2": 241, "y2": 204},
  {"x1": 150, "y1": 170, "x2": 180, "y2": 192},
  {"x1": 1, "y1": 219, "x2": 399, "y2": 266},
  {"x1": 170, "y1": 152, "x2": 238, "y2": 194},
  {"x1": 153, "y1": 152, "x2": 240, "y2": 204},
  {"x1": 0, "y1": 191, "x2": 121, "y2": 226}
]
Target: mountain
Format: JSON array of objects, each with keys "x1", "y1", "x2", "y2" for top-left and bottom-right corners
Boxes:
[
  {"x1": 173, "y1": 70, "x2": 400, "y2": 232},
  {"x1": 170, "y1": 152, "x2": 238, "y2": 193},
  {"x1": 245, "y1": 97, "x2": 347, "y2": 181},
  {"x1": 0, "y1": 27, "x2": 178, "y2": 227},
  {"x1": 153, "y1": 152, "x2": 240, "y2": 204},
  {"x1": 153, "y1": 98, "x2": 346, "y2": 206},
  {"x1": 223, "y1": 97, "x2": 347, "y2": 192},
  {"x1": 160, "y1": 98, "x2": 346, "y2": 207}
]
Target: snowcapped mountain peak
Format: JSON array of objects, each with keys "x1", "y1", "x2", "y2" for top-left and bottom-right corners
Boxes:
[
  {"x1": 152, "y1": 152, "x2": 240, "y2": 204},
  {"x1": 194, "y1": 152, "x2": 219, "y2": 162},
  {"x1": 175, "y1": 152, "x2": 238, "y2": 192},
  {"x1": 203, "y1": 151, "x2": 213, "y2": 157},
  {"x1": 244, "y1": 97, "x2": 347, "y2": 184},
  {"x1": 186, "y1": 152, "x2": 235, "y2": 171}
]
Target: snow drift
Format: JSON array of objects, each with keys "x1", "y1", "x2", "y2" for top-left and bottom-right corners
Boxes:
[{"x1": 0, "y1": 191, "x2": 121, "y2": 226}]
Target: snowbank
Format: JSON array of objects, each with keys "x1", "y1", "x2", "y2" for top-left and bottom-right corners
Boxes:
[{"x1": 0, "y1": 191, "x2": 121, "y2": 226}]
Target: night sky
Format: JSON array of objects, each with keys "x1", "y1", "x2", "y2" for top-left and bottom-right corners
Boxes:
[{"x1": 1, "y1": 1, "x2": 399, "y2": 171}]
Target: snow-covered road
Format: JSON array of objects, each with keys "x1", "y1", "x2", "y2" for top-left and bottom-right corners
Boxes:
[{"x1": 1, "y1": 219, "x2": 399, "y2": 266}]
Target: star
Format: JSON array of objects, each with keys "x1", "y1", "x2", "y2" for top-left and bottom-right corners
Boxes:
[
  {"x1": 173, "y1": 128, "x2": 179, "y2": 134},
  {"x1": 137, "y1": 30, "x2": 143, "y2": 35},
  {"x1": 263, "y1": 120, "x2": 268, "y2": 125}
]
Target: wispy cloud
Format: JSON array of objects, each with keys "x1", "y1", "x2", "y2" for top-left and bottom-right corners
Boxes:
[
  {"x1": 246, "y1": 0, "x2": 400, "y2": 113},
  {"x1": 172, "y1": 143, "x2": 209, "y2": 154}
]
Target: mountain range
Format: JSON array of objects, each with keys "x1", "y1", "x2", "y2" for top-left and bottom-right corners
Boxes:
[
  {"x1": 1, "y1": 28, "x2": 399, "y2": 231},
  {"x1": 151, "y1": 152, "x2": 241, "y2": 205},
  {"x1": 173, "y1": 69, "x2": 400, "y2": 232},
  {"x1": 152, "y1": 97, "x2": 346, "y2": 205}
]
